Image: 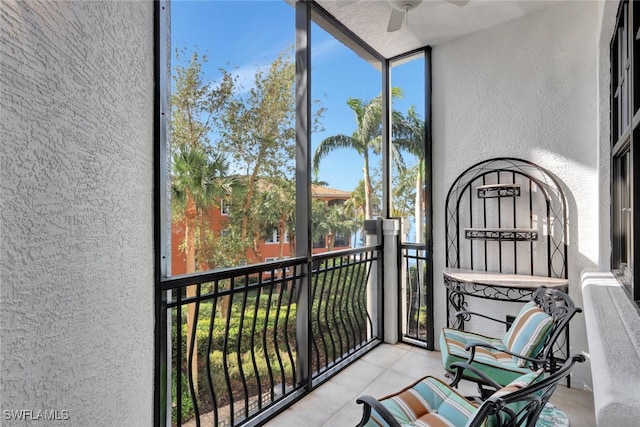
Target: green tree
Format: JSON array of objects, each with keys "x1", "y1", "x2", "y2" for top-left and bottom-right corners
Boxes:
[
  {"x1": 344, "y1": 180, "x2": 367, "y2": 223},
  {"x1": 313, "y1": 88, "x2": 402, "y2": 220},
  {"x1": 391, "y1": 164, "x2": 417, "y2": 240},
  {"x1": 218, "y1": 49, "x2": 296, "y2": 259},
  {"x1": 311, "y1": 199, "x2": 331, "y2": 249},
  {"x1": 171, "y1": 49, "x2": 234, "y2": 388},
  {"x1": 343, "y1": 180, "x2": 375, "y2": 246},
  {"x1": 325, "y1": 203, "x2": 353, "y2": 251},
  {"x1": 393, "y1": 106, "x2": 426, "y2": 243},
  {"x1": 312, "y1": 199, "x2": 354, "y2": 252},
  {"x1": 256, "y1": 177, "x2": 296, "y2": 258}
]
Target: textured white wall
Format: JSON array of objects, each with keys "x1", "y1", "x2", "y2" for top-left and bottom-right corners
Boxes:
[
  {"x1": 431, "y1": 1, "x2": 599, "y2": 388},
  {"x1": 0, "y1": 1, "x2": 154, "y2": 425}
]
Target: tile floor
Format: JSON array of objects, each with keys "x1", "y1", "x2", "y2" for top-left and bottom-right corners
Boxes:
[{"x1": 264, "y1": 343, "x2": 596, "y2": 427}]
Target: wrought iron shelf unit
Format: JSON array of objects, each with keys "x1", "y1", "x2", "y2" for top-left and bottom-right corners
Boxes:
[
  {"x1": 476, "y1": 183, "x2": 521, "y2": 198},
  {"x1": 464, "y1": 227, "x2": 538, "y2": 241},
  {"x1": 444, "y1": 158, "x2": 569, "y2": 383}
]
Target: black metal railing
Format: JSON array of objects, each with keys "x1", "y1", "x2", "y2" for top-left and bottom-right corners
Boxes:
[
  {"x1": 161, "y1": 246, "x2": 381, "y2": 427},
  {"x1": 310, "y1": 248, "x2": 379, "y2": 379},
  {"x1": 400, "y1": 243, "x2": 434, "y2": 349}
]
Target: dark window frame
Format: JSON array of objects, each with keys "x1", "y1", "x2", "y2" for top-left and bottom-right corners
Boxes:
[{"x1": 611, "y1": 0, "x2": 639, "y2": 303}]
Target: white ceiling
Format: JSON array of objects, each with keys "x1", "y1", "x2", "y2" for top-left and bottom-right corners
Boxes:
[{"x1": 313, "y1": 0, "x2": 565, "y2": 58}]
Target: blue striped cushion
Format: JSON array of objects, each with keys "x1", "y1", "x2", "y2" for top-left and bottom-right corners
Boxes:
[
  {"x1": 440, "y1": 328, "x2": 530, "y2": 386},
  {"x1": 502, "y1": 301, "x2": 554, "y2": 367},
  {"x1": 366, "y1": 376, "x2": 478, "y2": 427}
]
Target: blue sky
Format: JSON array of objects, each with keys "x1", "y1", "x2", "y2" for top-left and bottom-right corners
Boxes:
[{"x1": 171, "y1": 0, "x2": 425, "y2": 192}]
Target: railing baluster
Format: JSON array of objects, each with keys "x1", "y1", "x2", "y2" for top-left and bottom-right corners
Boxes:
[
  {"x1": 236, "y1": 275, "x2": 249, "y2": 419},
  {"x1": 205, "y1": 280, "x2": 219, "y2": 427},
  {"x1": 343, "y1": 259, "x2": 357, "y2": 352},
  {"x1": 353, "y1": 253, "x2": 367, "y2": 343},
  {"x1": 322, "y1": 260, "x2": 337, "y2": 367},
  {"x1": 357, "y1": 253, "x2": 369, "y2": 341},
  {"x1": 249, "y1": 275, "x2": 262, "y2": 412},
  {"x1": 273, "y1": 278, "x2": 287, "y2": 395},
  {"x1": 188, "y1": 285, "x2": 202, "y2": 427},
  {"x1": 333, "y1": 256, "x2": 347, "y2": 359},
  {"x1": 310, "y1": 264, "x2": 323, "y2": 374},
  {"x1": 282, "y1": 269, "x2": 297, "y2": 395},
  {"x1": 176, "y1": 294, "x2": 183, "y2": 427},
  {"x1": 263, "y1": 269, "x2": 276, "y2": 403},
  {"x1": 222, "y1": 279, "x2": 235, "y2": 427}
]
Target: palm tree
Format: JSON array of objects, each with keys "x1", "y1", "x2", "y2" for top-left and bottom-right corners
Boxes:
[
  {"x1": 325, "y1": 203, "x2": 353, "y2": 251},
  {"x1": 311, "y1": 199, "x2": 331, "y2": 249},
  {"x1": 391, "y1": 165, "x2": 418, "y2": 241},
  {"x1": 344, "y1": 181, "x2": 367, "y2": 223},
  {"x1": 344, "y1": 179, "x2": 384, "y2": 245},
  {"x1": 171, "y1": 142, "x2": 229, "y2": 388},
  {"x1": 393, "y1": 106, "x2": 427, "y2": 243},
  {"x1": 313, "y1": 88, "x2": 402, "y2": 220},
  {"x1": 172, "y1": 143, "x2": 229, "y2": 271}
]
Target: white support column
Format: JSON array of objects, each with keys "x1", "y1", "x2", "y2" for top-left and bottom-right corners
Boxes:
[{"x1": 382, "y1": 218, "x2": 401, "y2": 344}]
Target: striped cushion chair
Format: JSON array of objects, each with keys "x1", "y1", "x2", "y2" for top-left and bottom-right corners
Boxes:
[
  {"x1": 440, "y1": 287, "x2": 579, "y2": 396},
  {"x1": 357, "y1": 355, "x2": 584, "y2": 427},
  {"x1": 355, "y1": 355, "x2": 584, "y2": 427}
]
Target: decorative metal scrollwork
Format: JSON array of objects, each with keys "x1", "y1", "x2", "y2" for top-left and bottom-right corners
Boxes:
[
  {"x1": 444, "y1": 276, "x2": 535, "y2": 303},
  {"x1": 477, "y1": 184, "x2": 521, "y2": 198},
  {"x1": 446, "y1": 286, "x2": 468, "y2": 329},
  {"x1": 464, "y1": 228, "x2": 538, "y2": 242}
]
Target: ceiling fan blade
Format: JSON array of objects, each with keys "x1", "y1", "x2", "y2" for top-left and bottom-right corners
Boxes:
[
  {"x1": 446, "y1": 0, "x2": 471, "y2": 6},
  {"x1": 387, "y1": 8, "x2": 404, "y2": 32}
]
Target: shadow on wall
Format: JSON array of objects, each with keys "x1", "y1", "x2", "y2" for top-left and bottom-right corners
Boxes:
[{"x1": 545, "y1": 171, "x2": 595, "y2": 390}]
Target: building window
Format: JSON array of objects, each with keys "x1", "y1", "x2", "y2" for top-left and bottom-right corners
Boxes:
[
  {"x1": 611, "y1": 0, "x2": 638, "y2": 302},
  {"x1": 220, "y1": 198, "x2": 231, "y2": 216},
  {"x1": 334, "y1": 230, "x2": 348, "y2": 248},
  {"x1": 265, "y1": 228, "x2": 288, "y2": 244},
  {"x1": 313, "y1": 235, "x2": 326, "y2": 249}
]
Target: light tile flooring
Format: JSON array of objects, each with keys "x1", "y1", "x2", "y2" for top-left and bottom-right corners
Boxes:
[{"x1": 264, "y1": 343, "x2": 596, "y2": 427}]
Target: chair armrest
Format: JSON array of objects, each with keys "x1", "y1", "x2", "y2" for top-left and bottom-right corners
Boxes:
[
  {"x1": 355, "y1": 395, "x2": 402, "y2": 427},
  {"x1": 450, "y1": 361, "x2": 502, "y2": 390},
  {"x1": 465, "y1": 342, "x2": 549, "y2": 368},
  {"x1": 454, "y1": 310, "x2": 510, "y2": 325}
]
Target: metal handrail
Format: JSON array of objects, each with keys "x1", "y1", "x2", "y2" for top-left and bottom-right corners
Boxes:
[{"x1": 162, "y1": 246, "x2": 381, "y2": 426}]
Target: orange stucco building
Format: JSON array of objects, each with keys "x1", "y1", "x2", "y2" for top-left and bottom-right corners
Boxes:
[{"x1": 171, "y1": 184, "x2": 351, "y2": 275}]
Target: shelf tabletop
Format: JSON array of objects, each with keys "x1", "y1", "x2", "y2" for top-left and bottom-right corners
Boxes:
[{"x1": 443, "y1": 267, "x2": 568, "y2": 290}]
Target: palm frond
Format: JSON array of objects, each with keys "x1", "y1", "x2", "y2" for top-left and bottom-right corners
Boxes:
[{"x1": 312, "y1": 134, "x2": 360, "y2": 173}]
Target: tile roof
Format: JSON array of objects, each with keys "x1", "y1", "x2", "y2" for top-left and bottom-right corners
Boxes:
[{"x1": 311, "y1": 184, "x2": 351, "y2": 198}]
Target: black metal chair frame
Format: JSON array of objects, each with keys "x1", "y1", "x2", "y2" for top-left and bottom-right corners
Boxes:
[
  {"x1": 447, "y1": 286, "x2": 582, "y2": 398},
  {"x1": 355, "y1": 354, "x2": 585, "y2": 427}
]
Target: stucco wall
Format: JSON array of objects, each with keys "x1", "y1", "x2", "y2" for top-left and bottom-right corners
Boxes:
[
  {"x1": 431, "y1": 0, "x2": 599, "y2": 388},
  {"x1": 0, "y1": 1, "x2": 154, "y2": 425}
]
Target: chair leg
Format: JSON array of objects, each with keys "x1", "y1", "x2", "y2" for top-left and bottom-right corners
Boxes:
[{"x1": 447, "y1": 368, "x2": 463, "y2": 388}]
